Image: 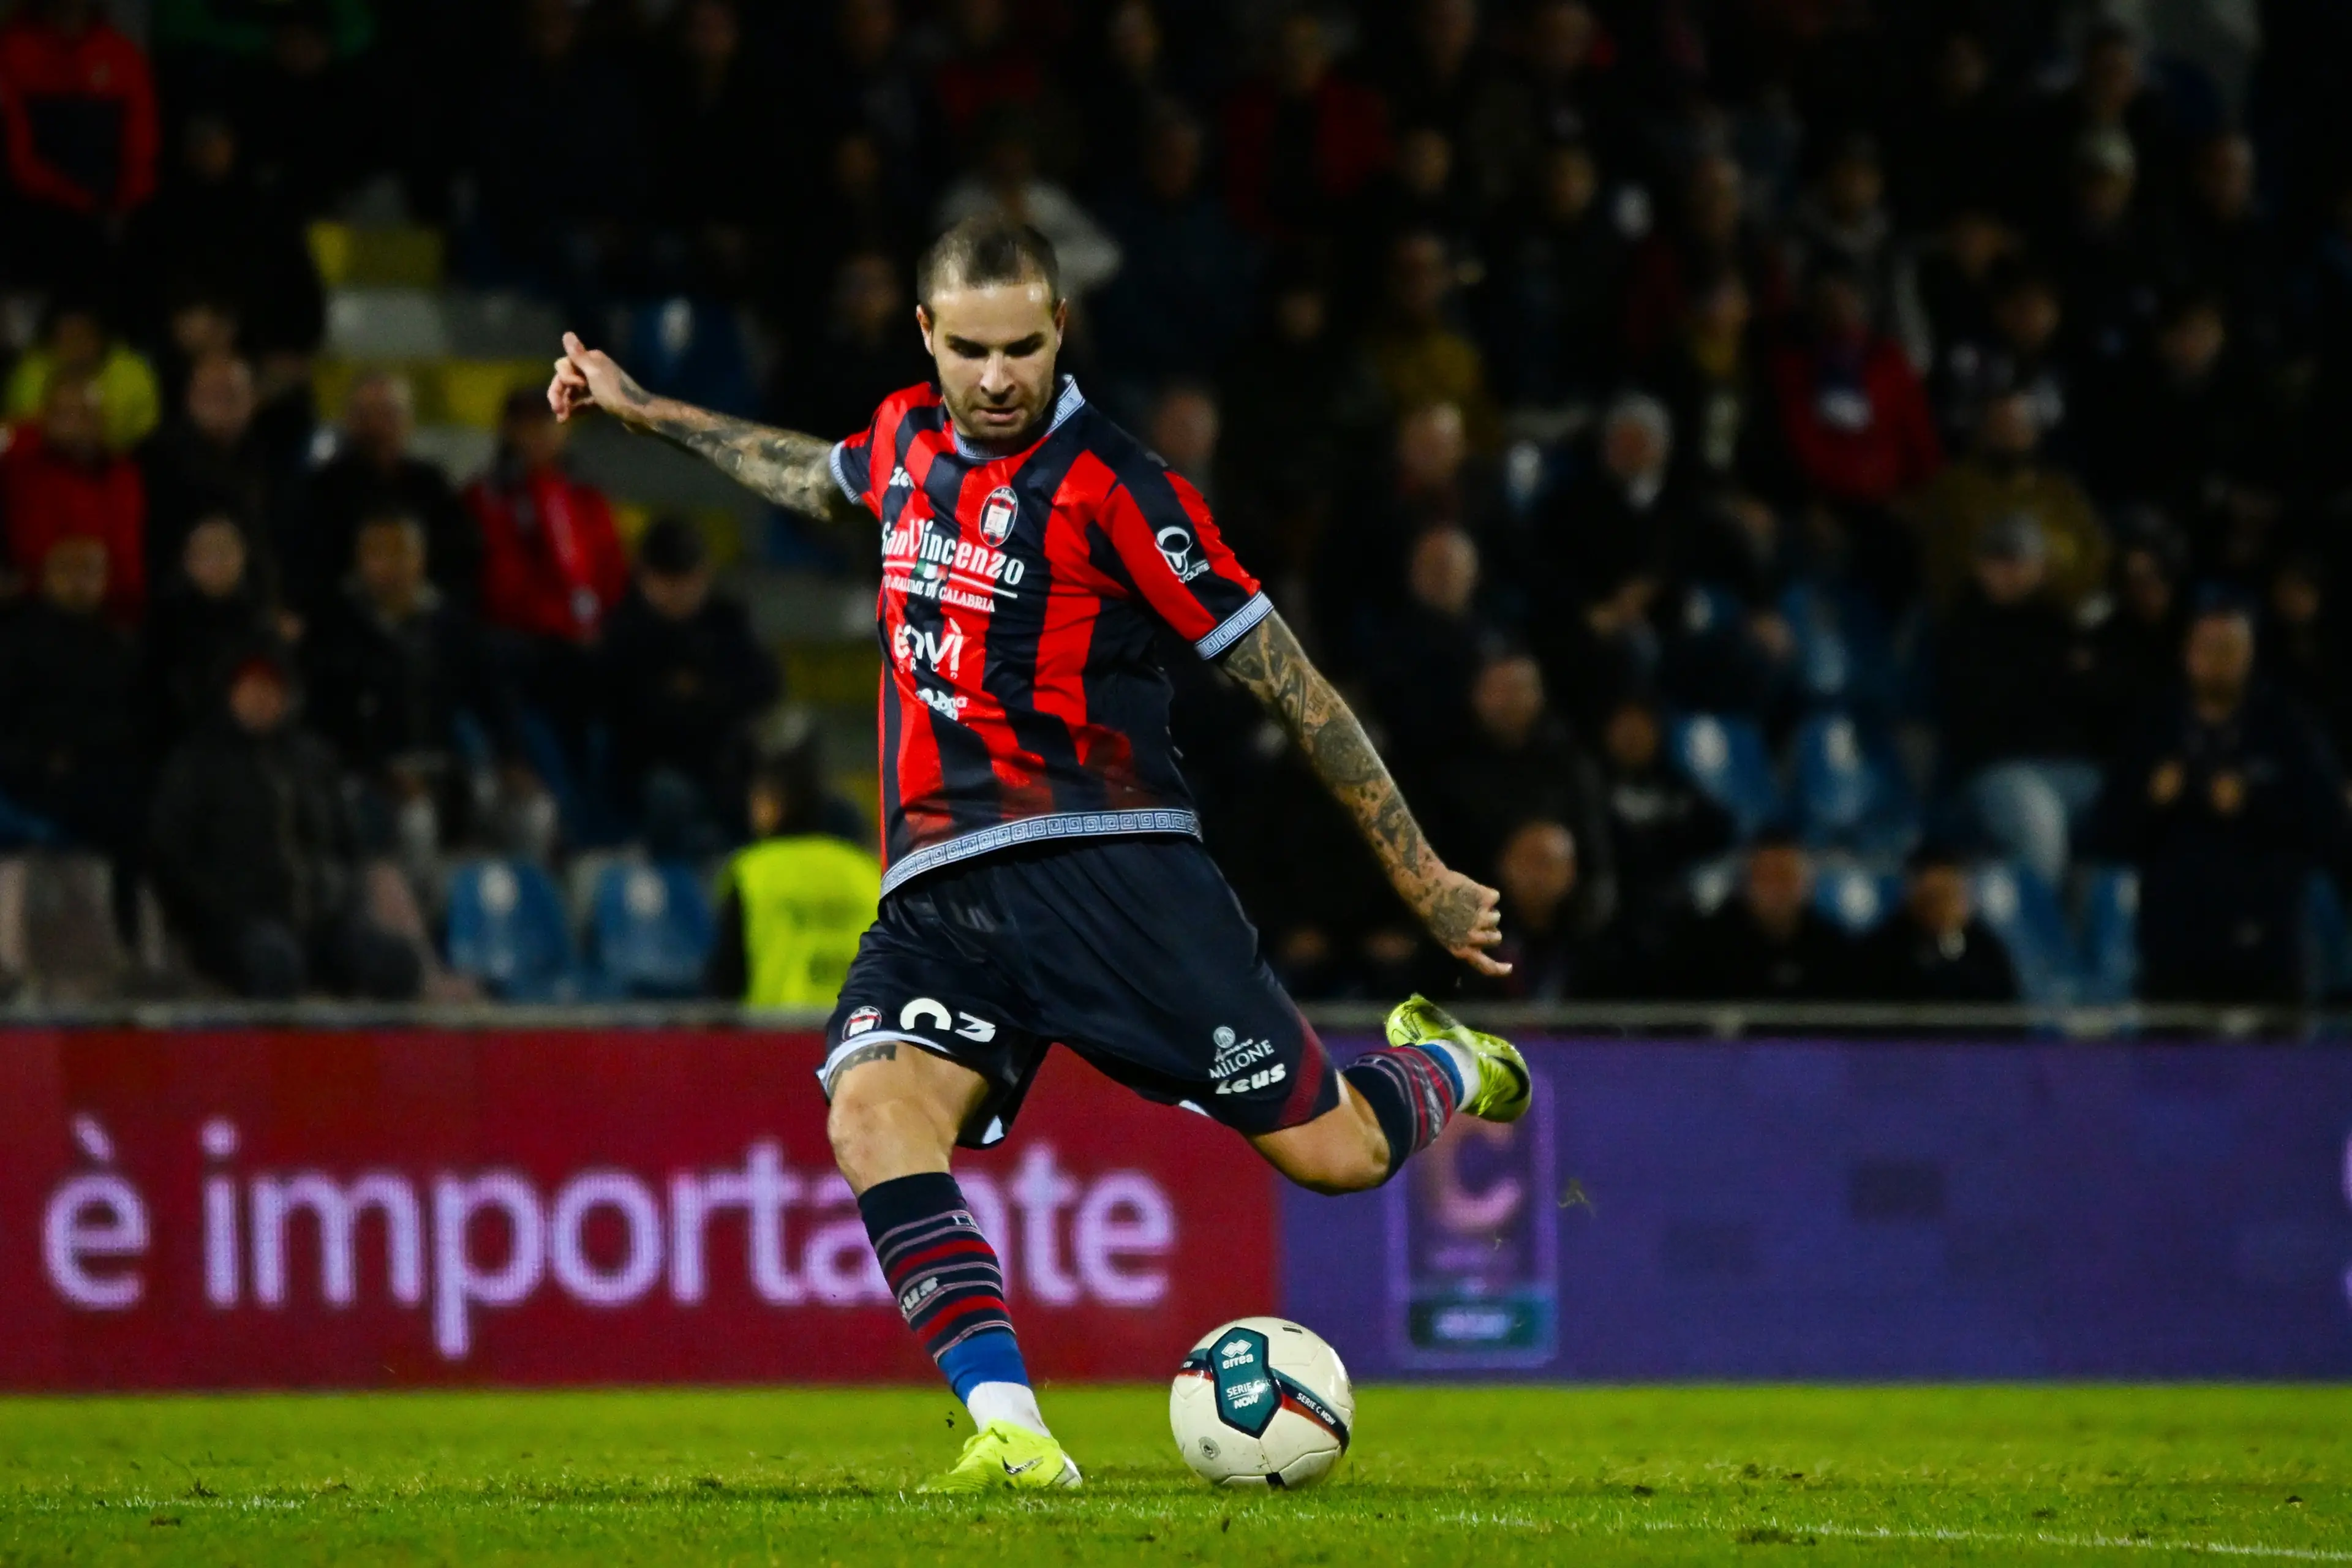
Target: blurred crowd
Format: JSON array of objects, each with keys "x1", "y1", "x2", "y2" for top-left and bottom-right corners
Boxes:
[{"x1": 4, "y1": 0, "x2": 2352, "y2": 1008}]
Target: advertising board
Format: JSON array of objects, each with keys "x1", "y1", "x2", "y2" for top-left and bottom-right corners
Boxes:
[
  {"x1": 1289, "y1": 1041, "x2": 2352, "y2": 1379},
  {"x1": 0, "y1": 1029, "x2": 1274, "y2": 1389}
]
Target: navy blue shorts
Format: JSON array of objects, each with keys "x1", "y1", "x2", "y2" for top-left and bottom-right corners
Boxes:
[{"x1": 819, "y1": 835, "x2": 1340, "y2": 1148}]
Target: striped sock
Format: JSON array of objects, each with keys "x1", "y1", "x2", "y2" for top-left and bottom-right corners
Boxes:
[
  {"x1": 1342, "y1": 1046, "x2": 1461, "y2": 1180},
  {"x1": 858, "y1": 1172, "x2": 1033, "y2": 1411}
]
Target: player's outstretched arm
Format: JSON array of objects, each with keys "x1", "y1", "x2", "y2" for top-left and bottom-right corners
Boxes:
[
  {"x1": 547, "y1": 333, "x2": 864, "y2": 530},
  {"x1": 1219, "y1": 610, "x2": 1510, "y2": 978}
]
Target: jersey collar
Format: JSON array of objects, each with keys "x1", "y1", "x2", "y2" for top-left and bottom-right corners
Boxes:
[{"x1": 947, "y1": 377, "x2": 1085, "y2": 461}]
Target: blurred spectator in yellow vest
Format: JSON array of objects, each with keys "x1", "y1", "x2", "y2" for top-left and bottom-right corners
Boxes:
[
  {"x1": 706, "y1": 739, "x2": 880, "y2": 1008},
  {"x1": 2, "y1": 302, "x2": 161, "y2": 452}
]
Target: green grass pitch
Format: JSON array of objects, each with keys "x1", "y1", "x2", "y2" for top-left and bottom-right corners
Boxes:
[{"x1": 1, "y1": 1385, "x2": 2343, "y2": 1564}]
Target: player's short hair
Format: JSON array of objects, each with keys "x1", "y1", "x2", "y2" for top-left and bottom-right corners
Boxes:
[{"x1": 916, "y1": 214, "x2": 1061, "y2": 312}]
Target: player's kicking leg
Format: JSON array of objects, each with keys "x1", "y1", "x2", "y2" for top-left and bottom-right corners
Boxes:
[
  {"x1": 825, "y1": 1043, "x2": 1082, "y2": 1494},
  {"x1": 1251, "y1": 995, "x2": 1530, "y2": 1195}
]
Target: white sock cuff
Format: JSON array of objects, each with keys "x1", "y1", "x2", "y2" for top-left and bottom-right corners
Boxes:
[
  {"x1": 966, "y1": 1381, "x2": 1050, "y2": 1438},
  {"x1": 1411, "y1": 1038, "x2": 1479, "y2": 1100}
]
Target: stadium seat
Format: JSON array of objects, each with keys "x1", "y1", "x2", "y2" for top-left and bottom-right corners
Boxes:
[
  {"x1": 1812, "y1": 862, "x2": 1902, "y2": 935},
  {"x1": 0, "y1": 787, "x2": 61, "y2": 850},
  {"x1": 1790, "y1": 712, "x2": 1918, "y2": 855},
  {"x1": 1969, "y1": 861, "x2": 2077, "y2": 1006},
  {"x1": 1676, "y1": 581, "x2": 1744, "y2": 639},
  {"x1": 1684, "y1": 854, "x2": 1741, "y2": 916},
  {"x1": 587, "y1": 861, "x2": 716, "y2": 999},
  {"x1": 1668, "y1": 712, "x2": 1781, "y2": 839},
  {"x1": 1781, "y1": 580, "x2": 1899, "y2": 713},
  {"x1": 514, "y1": 709, "x2": 629, "y2": 851},
  {"x1": 305, "y1": 220, "x2": 445, "y2": 288},
  {"x1": 325, "y1": 287, "x2": 452, "y2": 359},
  {"x1": 0, "y1": 853, "x2": 135, "y2": 1003},
  {"x1": 623, "y1": 298, "x2": 759, "y2": 418},
  {"x1": 1781, "y1": 582, "x2": 1853, "y2": 704},
  {"x1": 2076, "y1": 865, "x2": 2139, "y2": 1006},
  {"x1": 441, "y1": 290, "x2": 568, "y2": 357},
  {"x1": 444, "y1": 859, "x2": 578, "y2": 1001},
  {"x1": 2305, "y1": 873, "x2": 2352, "y2": 1003}
]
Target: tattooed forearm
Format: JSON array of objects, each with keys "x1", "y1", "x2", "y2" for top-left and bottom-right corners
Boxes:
[
  {"x1": 1219, "y1": 612, "x2": 1490, "y2": 955},
  {"x1": 599, "y1": 371, "x2": 862, "y2": 529}
]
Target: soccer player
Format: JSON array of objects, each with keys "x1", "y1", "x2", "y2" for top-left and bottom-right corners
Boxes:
[{"x1": 548, "y1": 216, "x2": 1529, "y2": 1491}]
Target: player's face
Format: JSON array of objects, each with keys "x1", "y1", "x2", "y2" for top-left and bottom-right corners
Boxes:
[{"x1": 919, "y1": 279, "x2": 1066, "y2": 450}]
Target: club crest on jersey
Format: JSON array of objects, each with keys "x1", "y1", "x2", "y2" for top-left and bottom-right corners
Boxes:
[
  {"x1": 980, "y1": 486, "x2": 1018, "y2": 545},
  {"x1": 844, "y1": 1006, "x2": 880, "y2": 1037}
]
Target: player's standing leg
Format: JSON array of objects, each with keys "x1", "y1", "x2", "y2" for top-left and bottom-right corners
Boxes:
[{"x1": 826, "y1": 1043, "x2": 1082, "y2": 1493}]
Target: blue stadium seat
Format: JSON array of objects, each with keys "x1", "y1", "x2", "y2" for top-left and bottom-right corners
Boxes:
[
  {"x1": 1781, "y1": 580, "x2": 1899, "y2": 713},
  {"x1": 2305, "y1": 872, "x2": 2352, "y2": 1003},
  {"x1": 0, "y1": 788, "x2": 61, "y2": 850},
  {"x1": 445, "y1": 859, "x2": 578, "y2": 1001},
  {"x1": 1812, "y1": 862, "x2": 1902, "y2": 935},
  {"x1": 1790, "y1": 712, "x2": 1918, "y2": 855},
  {"x1": 1668, "y1": 712, "x2": 1780, "y2": 840},
  {"x1": 1969, "y1": 861, "x2": 2076, "y2": 1006},
  {"x1": 1676, "y1": 581, "x2": 1744, "y2": 639},
  {"x1": 1684, "y1": 854, "x2": 1741, "y2": 916},
  {"x1": 2076, "y1": 865, "x2": 2139, "y2": 1006},
  {"x1": 624, "y1": 296, "x2": 758, "y2": 418},
  {"x1": 513, "y1": 707, "x2": 628, "y2": 850},
  {"x1": 589, "y1": 860, "x2": 716, "y2": 999},
  {"x1": 1781, "y1": 581, "x2": 1853, "y2": 704}
]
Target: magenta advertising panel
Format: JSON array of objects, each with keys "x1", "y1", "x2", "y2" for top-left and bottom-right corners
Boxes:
[
  {"x1": 1285, "y1": 1041, "x2": 2352, "y2": 1379},
  {"x1": 0, "y1": 1029, "x2": 1277, "y2": 1390}
]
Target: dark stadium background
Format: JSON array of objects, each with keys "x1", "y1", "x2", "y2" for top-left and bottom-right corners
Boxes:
[{"x1": 1, "y1": 0, "x2": 2350, "y2": 1018}]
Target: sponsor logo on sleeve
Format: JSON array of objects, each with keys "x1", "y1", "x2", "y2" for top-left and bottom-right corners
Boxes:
[{"x1": 1156, "y1": 527, "x2": 1210, "y2": 582}]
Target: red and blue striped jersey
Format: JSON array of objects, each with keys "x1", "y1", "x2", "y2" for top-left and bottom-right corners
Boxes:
[{"x1": 831, "y1": 379, "x2": 1270, "y2": 895}]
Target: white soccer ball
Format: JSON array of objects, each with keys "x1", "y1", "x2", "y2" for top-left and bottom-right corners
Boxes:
[{"x1": 1169, "y1": 1316, "x2": 1354, "y2": 1488}]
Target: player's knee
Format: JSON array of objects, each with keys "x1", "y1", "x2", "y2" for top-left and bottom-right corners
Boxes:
[
  {"x1": 1271, "y1": 1112, "x2": 1391, "y2": 1196},
  {"x1": 826, "y1": 1066, "x2": 957, "y2": 1191},
  {"x1": 1321, "y1": 1129, "x2": 1393, "y2": 1194},
  {"x1": 824, "y1": 1088, "x2": 895, "y2": 1189}
]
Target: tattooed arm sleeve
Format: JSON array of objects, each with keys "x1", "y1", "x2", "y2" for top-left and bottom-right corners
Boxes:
[
  {"x1": 1218, "y1": 609, "x2": 1507, "y2": 973},
  {"x1": 557, "y1": 344, "x2": 865, "y2": 530},
  {"x1": 631, "y1": 401, "x2": 862, "y2": 527}
]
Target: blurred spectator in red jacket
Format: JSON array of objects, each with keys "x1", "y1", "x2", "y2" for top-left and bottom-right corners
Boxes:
[
  {"x1": 0, "y1": 0, "x2": 159, "y2": 286},
  {"x1": 1222, "y1": 9, "x2": 1391, "y2": 240},
  {"x1": 931, "y1": 0, "x2": 1047, "y2": 143},
  {"x1": 1, "y1": 374, "x2": 146, "y2": 622},
  {"x1": 1773, "y1": 265, "x2": 1943, "y2": 510},
  {"x1": 469, "y1": 390, "x2": 628, "y2": 647}
]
